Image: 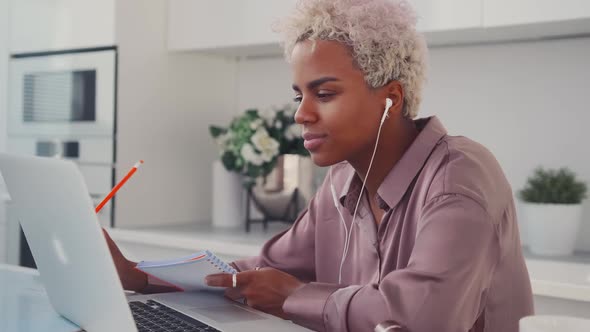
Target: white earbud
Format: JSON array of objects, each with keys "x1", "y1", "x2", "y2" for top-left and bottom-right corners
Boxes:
[{"x1": 380, "y1": 98, "x2": 393, "y2": 125}]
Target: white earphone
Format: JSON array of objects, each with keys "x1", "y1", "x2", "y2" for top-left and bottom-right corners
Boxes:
[
  {"x1": 381, "y1": 97, "x2": 393, "y2": 124},
  {"x1": 331, "y1": 98, "x2": 393, "y2": 283}
]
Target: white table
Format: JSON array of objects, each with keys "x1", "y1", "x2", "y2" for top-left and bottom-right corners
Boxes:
[{"x1": 0, "y1": 264, "x2": 80, "y2": 332}]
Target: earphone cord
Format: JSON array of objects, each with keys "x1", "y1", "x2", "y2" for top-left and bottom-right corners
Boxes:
[
  {"x1": 330, "y1": 168, "x2": 349, "y2": 281},
  {"x1": 338, "y1": 118, "x2": 386, "y2": 284}
]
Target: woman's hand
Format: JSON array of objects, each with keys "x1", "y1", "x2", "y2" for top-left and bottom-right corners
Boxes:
[
  {"x1": 102, "y1": 228, "x2": 147, "y2": 292},
  {"x1": 205, "y1": 267, "x2": 304, "y2": 319}
]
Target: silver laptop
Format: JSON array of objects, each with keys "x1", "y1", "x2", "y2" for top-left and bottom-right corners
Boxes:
[{"x1": 0, "y1": 153, "x2": 308, "y2": 332}]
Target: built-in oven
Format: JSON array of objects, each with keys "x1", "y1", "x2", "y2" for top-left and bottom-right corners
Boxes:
[
  {"x1": 4, "y1": 47, "x2": 117, "y2": 268},
  {"x1": 8, "y1": 47, "x2": 115, "y2": 137}
]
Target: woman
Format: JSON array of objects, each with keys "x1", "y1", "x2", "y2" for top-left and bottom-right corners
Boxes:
[{"x1": 106, "y1": 0, "x2": 534, "y2": 331}]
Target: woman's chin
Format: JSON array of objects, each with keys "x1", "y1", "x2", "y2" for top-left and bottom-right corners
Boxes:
[{"x1": 309, "y1": 151, "x2": 341, "y2": 168}]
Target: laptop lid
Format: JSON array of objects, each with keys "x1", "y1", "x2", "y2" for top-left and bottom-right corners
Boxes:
[{"x1": 0, "y1": 153, "x2": 137, "y2": 332}]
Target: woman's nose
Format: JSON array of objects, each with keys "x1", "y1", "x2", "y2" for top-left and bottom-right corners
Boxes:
[{"x1": 294, "y1": 99, "x2": 318, "y2": 125}]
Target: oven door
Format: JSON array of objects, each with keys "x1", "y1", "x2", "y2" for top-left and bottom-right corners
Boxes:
[{"x1": 8, "y1": 49, "x2": 115, "y2": 138}]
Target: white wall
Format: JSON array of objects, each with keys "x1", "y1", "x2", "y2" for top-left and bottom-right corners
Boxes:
[
  {"x1": 114, "y1": 0, "x2": 238, "y2": 228},
  {"x1": 420, "y1": 37, "x2": 590, "y2": 252},
  {"x1": 236, "y1": 56, "x2": 294, "y2": 111},
  {"x1": 235, "y1": 37, "x2": 590, "y2": 252}
]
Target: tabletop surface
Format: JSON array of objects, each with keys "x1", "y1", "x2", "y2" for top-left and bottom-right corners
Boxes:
[{"x1": 0, "y1": 264, "x2": 80, "y2": 332}]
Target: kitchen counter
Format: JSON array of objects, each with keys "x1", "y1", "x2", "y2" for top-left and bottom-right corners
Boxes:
[
  {"x1": 107, "y1": 222, "x2": 291, "y2": 260},
  {"x1": 108, "y1": 223, "x2": 590, "y2": 303},
  {"x1": 525, "y1": 257, "x2": 590, "y2": 303}
]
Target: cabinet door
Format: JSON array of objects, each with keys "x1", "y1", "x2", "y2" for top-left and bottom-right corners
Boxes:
[
  {"x1": 168, "y1": 0, "x2": 243, "y2": 50},
  {"x1": 408, "y1": 0, "x2": 483, "y2": 32},
  {"x1": 240, "y1": 0, "x2": 298, "y2": 45},
  {"x1": 9, "y1": 0, "x2": 115, "y2": 53},
  {"x1": 168, "y1": 0, "x2": 298, "y2": 52},
  {"x1": 0, "y1": 198, "x2": 6, "y2": 263},
  {"x1": 484, "y1": 0, "x2": 590, "y2": 26}
]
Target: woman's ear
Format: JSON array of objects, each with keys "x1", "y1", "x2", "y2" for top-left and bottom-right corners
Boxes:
[{"x1": 383, "y1": 80, "x2": 404, "y2": 114}]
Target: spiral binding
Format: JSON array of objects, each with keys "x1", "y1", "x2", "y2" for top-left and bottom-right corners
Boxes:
[{"x1": 205, "y1": 250, "x2": 237, "y2": 274}]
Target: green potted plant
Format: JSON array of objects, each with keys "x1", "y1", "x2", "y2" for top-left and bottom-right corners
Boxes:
[
  {"x1": 519, "y1": 167, "x2": 587, "y2": 256},
  {"x1": 208, "y1": 105, "x2": 308, "y2": 228},
  {"x1": 210, "y1": 105, "x2": 307, "y2": 188}
]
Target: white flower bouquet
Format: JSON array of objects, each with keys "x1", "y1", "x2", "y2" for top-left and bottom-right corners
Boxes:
[{"x1": 209, "y1": 105, "x2": 308, "y2": 188}]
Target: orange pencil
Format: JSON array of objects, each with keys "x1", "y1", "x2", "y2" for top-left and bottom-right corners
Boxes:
[{"x1": 95, "y1": 160, "x2": 144, "y2": 213}]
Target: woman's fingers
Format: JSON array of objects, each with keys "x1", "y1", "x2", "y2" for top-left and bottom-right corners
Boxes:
[
  {"x1": 207, "y1": 268, "x2": 293, "y2": 320},
  {"x1": 205, "y1": 270, "x2": 256, "y2": 288},
  {"x1": 223, "y1": 287, "x2": 243, "y2": 301}
]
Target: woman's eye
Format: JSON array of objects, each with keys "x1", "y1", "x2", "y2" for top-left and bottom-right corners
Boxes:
[
  {"x1": 293, "y1": 92, "x2": 335, "y2": 103},
  {"x1": 317, "y1": 92, "x2": 335, "y2": 101}
]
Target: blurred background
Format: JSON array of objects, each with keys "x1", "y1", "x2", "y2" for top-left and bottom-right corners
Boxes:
[{"x1": 0, "y1": 0, "x2": 589, "y2": 321}]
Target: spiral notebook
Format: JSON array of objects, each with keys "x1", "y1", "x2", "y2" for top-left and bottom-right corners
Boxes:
[{"x1": 135, "y1": 250, "x2": 237, "y2": 291}]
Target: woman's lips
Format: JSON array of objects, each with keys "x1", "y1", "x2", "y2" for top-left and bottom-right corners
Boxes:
[{"x1": 302, "y1": 133, "x2": 327, "y2": 151}]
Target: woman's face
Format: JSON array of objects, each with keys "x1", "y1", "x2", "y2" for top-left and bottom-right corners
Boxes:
[{"x1": 291, "y1": 39, "x2": 387, "y2": 167}]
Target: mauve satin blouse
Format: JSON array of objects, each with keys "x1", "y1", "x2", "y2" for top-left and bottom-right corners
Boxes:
[{"x1": 233, "y1": 116, "x2": 534, "y2": 332}]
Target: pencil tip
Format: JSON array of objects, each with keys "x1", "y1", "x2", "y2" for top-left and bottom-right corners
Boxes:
[{"x1": 140, "y1": 160, "x2": 144, "y2": 164}]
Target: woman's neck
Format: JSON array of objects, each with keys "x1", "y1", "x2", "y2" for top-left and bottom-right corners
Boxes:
[{"x1": 348, "y1": 117, "x2": 419, "y2": 200}]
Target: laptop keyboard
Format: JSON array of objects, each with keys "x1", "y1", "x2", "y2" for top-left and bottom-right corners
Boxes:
[{"x1": 129, "y1": 300, "x2": 220, "y2": 332}]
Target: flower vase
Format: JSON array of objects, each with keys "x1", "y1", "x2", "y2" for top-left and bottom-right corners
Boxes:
[{"x1": 212, "y1": 160, "x2": 244, "y2": 228}]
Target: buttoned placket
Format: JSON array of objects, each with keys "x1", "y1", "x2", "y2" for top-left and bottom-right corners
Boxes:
[{"x1": 355, "y1": 192, "x2": 396, "y2": 284}]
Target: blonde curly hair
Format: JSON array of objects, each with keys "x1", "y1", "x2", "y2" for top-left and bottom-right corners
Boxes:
[{"x1": 275, "y1": 0, "x2": 428, "y2": 118}]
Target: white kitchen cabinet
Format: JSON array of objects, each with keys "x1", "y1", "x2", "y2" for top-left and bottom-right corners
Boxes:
[
  {"x1": 168, "y1": 0, "x2": 590, "y2": 55},
  {"x1": 167, "y1": 0, "x2": 297, "y2": 55},
  {"x1": 408, "y1": 0, "x2": 482, "y2": 32},
  {"x1": 0, "y1": 179, "x2": 10, "y2": 263},
  {"x1": 0, "y1": 224, "x2": 5, "y2": 263},
  {"x1": 168, "y1": 0, "x2": 482, "y2": 54},
  {"x1": 1, "y1": 0, "x2": 8, "y2": 156},
  {"x1": 9, "y1": 0, "x2": 115, "y2": 53},
  {"x1": 484, "y1": 0, "x2": 590, "y2": 27},
  {"x1": 168, "y1": 0, "x2": 243, "y2": 51},
  {"x1": 0, "y1": 196, "x2": 6, "y2": 263},
  {"x1": 479, "y1": 0, "x2": 590, "y2": 43},
  {"x1": 240, "y1": 0, "x2": 299, "y2": 44}
]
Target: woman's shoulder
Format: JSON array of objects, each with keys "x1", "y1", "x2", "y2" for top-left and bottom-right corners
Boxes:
[{"x1": 423, "y1": 135, "x2": 513, "y2": 216}]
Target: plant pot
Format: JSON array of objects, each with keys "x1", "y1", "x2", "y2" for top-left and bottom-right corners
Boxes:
[
  {"x1": 211, "y1": 160, "x2": 244, "y2": 228},
  {"x1": 244, "y1": 155, "x2": 313, "y2": 231},
  {"x1": 255, "y1": 155, "x2": 312, "y2": 216},
  {"x1": 522, "y1": 202, "x2": 583, "y2": 256}
]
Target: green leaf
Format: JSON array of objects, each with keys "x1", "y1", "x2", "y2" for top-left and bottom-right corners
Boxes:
[
  {"x1": 519, "y1": 166, "x2": 588, "y2": 204},
  {"x1": 209, "y1": 126, "x2": 226, "y2": 138},
  {"x1": 245, "y1": 109, "x2": 259, "y2": 117},
  {"x1": 221, "y1": 151, "x2": 237, "y2": 171}
]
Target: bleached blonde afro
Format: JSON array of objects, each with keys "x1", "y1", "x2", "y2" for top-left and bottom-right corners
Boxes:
[{"x1": 275, "y1": 0, "x2": 428, "y2": 118}]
